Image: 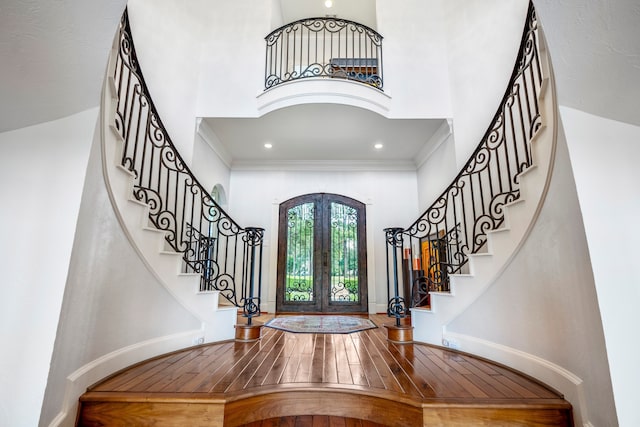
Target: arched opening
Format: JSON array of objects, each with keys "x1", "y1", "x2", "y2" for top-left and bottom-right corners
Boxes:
[
  {"x1": 211, "y1": 183, "x2": 227, "y2": 209},
  {"x1": 276, "y1": 193, "x2": 368, "y2": 313}
]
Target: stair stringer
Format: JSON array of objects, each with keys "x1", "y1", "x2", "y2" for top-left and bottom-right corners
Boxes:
[
  {"x1": 100, "y1": 45, "x2": 237, "y2": 344},
  {"x1": 411, "y1": 28, "x2": 557, "y2": 346}
]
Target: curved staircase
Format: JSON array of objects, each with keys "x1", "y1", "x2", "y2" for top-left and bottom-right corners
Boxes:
[
  {"x1": 98, "y1": 12, "x2": 251, "y2": 344},
  {"x1": 400, "y1": 5, "x2": 558, "y2": 346}
]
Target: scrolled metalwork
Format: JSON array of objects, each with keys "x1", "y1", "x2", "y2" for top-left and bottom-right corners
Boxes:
[
  {"x1": 112, "y1": 10, "x2": 264, "y2": 324},
  {"x1": 384, "y1": 1, "x2": 544, "y2": 310},
  {"x1": 243, "y1": 227, "x2": 265, "y2": 246},
  {"x1": 264, "y1": 17, "x2": 383, "y2": 90},
  {"x1": 285, "y1": 282, "x2": 313, "y2": 302},
  {"x1": 242, "y1": 297, "x2": 261, "y2": 323},
  {"x1": 387, "y1": 296, "x2": 408, "y2": 317},
  {"x1": 384, "y1": 227, "x2": 404, "y2": 248},
  {"x1": 387, "y1": 296, "x2": 408, "y2": 327},
  {"x1": 330, "y1": 281, "x2": 358, "y2": 302}
]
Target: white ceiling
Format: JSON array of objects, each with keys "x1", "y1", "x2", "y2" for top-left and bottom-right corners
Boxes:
[
  {"x1": 203, "y1": 104, "x2": 442, "y2": 166},
  {"x1": 0, "y1": 0, "x2": 126, "y2": 133},
  {"x1": 534, "y1": 0, "x2": 640, "y2": 127},
  {"x1": 0, "y1": 0, "x2": 638, "y2": 140}
]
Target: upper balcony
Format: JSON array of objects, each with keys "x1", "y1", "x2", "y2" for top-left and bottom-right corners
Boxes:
[{"x1": 264, "y1": 17, "x2": 383, "y2": 91}]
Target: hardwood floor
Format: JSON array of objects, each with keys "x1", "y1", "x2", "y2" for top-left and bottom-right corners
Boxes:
[
  {"x1": 78, "y1": 314, "x2": 572, "y2": 426},
  {"x1": 238, "y1": 415, "x2": 387, "y2": 426}
]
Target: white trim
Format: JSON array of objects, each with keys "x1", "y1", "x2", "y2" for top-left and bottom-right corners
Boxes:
[
  {"x1": 374, "y1": 303, "x2": 388, "y2": 314},
  {"x1": 443, "y1": 330, "x2": 592, "y2": 427},
  {"x1": 264, "y1": 200, "x2": 280, "y2": 314},
  {"x1": 48, "y1": 329, "x2": 206, "y2": 427},
  {"x1": 364, "y1": 200, "x2": 376, "y2": 314},
  {"x1": 231, "y1": 159, "x2": 417, "y2": 172},
  {"x1": 196, "y1": 118, "x2": 233, "y2": 168},
  {"x1": 256, "y1": 77, "x2": 392, "y2": 118},
  {"x1": 414, "y1": 118, "x2": 453, "y2": 168}
]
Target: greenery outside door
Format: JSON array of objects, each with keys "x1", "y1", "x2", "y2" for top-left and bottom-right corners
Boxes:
[{"x1": 276, "y1": 193, "x2": 368, "y2": 313}]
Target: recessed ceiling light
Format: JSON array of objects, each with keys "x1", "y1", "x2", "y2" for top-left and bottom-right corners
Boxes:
[
  {"x1": 264, "y1": 143, "x2": 273, "y2": 149},
  {"x1": 374, "y1": 143, "x2": 383, "y2": 149},
  {"x1": 325, "y1": 0, "x2": 333, "y2": 8}
]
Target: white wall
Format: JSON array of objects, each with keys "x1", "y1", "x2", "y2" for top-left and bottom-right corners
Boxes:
[
  {"x1": 446, "y1": 122, "x2": 618, "y2": 426},
  {"x1": 416, "y1": 134, "x2": 457, "y2": 212},
  {"x1": 190, "y1": 131, "x2": 232, "y2": 202},
  {"x1": 228, "y1": 168, "x2": 420, "y2": 313},
  {"x1": 0, "y1": 109, "x2": 96, "y2": 427},
  {"x1": 443, "y1": 0, "x2": 529, "y2": 167},
  {"x1": 127, "y1": 0, "x2": 215, "y2": 163},
  {"x1": 376, "y1": 0, "x2": 452, "y2": 118},
  {"x1": 561, "y1": 106, "x2": 640, "y2": 427},
  {"x1": 196, "y1": 1, "x2": 271, "y2": 118},
  {"x1": 196, "y1": 0, "x2": 452, "y2": 120},
  {"x1": 269, "y1": 0, "x2": 284, "y2": 29},
  {"x1": 39, "y1": 122, "x2": 202, "y2": 427}
]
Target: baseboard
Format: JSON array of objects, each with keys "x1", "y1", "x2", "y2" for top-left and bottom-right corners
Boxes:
[
  {"x1": 47, "y1": 328, "x2": 205, "y2": 427},
  {"x1": 373, "y1": 303, "x2": 387, "y2": 314},
  {"x1": 262, "y1": 301, "x2": 276, "y2": 314},
  {"x1": 443, "y1": 330, "x2": 592, "y2": 427}
]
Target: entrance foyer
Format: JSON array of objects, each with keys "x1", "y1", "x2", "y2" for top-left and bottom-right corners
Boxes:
[{"x1": 276, "y1": 193, "x2": 368, "y2": 313}]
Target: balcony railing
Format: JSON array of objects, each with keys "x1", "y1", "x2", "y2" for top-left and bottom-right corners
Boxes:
[{"x1": 265, "y1": 17, "x2": 383, "y2": 90}]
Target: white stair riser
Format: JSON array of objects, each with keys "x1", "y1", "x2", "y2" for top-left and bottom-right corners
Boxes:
[
  {"x1": 412, "y1": 46, "x2": 556, "y2": 346},
  {"x1": 101, "y1": 59, "x2": 237, "y2": 343}
]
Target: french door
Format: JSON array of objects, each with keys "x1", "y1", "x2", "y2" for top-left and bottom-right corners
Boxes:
[{"x1": 276, "y1": 193, "x2": 368, "y2": 313}]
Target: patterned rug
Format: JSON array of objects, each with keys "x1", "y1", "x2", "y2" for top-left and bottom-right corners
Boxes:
[{"x1": 265, "y1": 315, "x2": 377, "y2": 334}]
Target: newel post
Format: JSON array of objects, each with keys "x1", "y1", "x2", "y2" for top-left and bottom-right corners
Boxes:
[
  {"x1": 383, "y1": 227, "x2": 413, "y2": 343},
  {"x1": 235, "y1": 227, "x2": 265, "y2": 342}
]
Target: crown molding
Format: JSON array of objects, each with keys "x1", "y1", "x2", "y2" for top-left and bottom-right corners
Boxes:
[
  {"x1": 414, "y1": 118, "x2": 453, "y2": 168},
  {"x1": 230, "y1": 159, "x2": 417, "y2": 172},
  {"x1": 196, "y1": 118, "x2": 232, "y2": 168}
]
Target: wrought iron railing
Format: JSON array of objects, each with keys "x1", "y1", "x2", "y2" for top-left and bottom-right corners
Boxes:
[
  {"x1": 112, "y1": 10, "x2": 263, "y2": 322},
  {"x1": 385, "y1": 2, "x2": 543, "y2": 322},
  {"x1": 265, "y1": 17, "x2": 383, "y2": 90}
]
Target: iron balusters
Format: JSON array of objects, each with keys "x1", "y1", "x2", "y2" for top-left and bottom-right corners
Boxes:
[
  {"x1": 265, "y1": 17, "x2": 383, "y2": 90},
  {"x1": 384, "y1": 2, "x2": 543, "y2": 312},
  {"x1": 113, "y1": 10, "x2": 264, "y2": 324}
]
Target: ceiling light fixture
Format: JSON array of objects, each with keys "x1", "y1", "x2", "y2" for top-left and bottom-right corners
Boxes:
[
  {"x1": 374, "y1": 143, "x2": 383, "y2": 149},
  {"x1": 325, "y1": 0, "x2": 333, "y2": 8},
  {"x1": 264, "y1": 143, "x2": 273, "y2": 149}
]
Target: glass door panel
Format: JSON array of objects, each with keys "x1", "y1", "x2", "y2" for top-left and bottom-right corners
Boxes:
[
  {"x1": 284, "y1": 202, "x2": 315, "y2": 303},
  {"x1": 329, "y1": 202, "x2": 359, "y2": 303},
  {"x1": 277, "y1": 193, "x2": 367, "y2": 313}
]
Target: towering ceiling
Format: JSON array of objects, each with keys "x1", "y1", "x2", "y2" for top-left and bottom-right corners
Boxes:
[
  {"x1": 535, "y1": 0, "x2": 640, "y2": 126},
  {"x1": 0, "y1": 0, "x2": 638, "y2": 133}
]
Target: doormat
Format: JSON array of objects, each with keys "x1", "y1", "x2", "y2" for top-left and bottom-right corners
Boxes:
[{"x1": 265, "y1": 315, "x2": 377, "y2": 334}]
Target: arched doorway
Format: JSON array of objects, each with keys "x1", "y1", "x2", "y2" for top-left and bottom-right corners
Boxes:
[{"x1": 276, "y1": 193, "x2": 368, "y2": 313}]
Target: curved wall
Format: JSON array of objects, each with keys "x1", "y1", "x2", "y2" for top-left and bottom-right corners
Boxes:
[
  {"x1": 0, "y1": 109, "x2": 96, "y2": 427},
  {"x1": 39, "y1": 124, "x2": 201, "y2": 427},
  {"x1": 560, "y1": 106, "x2": 640, "y2": 427},
  {"x1": 446, "y1": 123, "x2": 617, "y2": 426}
]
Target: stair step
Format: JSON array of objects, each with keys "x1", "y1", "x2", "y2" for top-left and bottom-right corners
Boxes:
[{"x1": 99, "y1": 31, "x2": 238, "y2": 348}]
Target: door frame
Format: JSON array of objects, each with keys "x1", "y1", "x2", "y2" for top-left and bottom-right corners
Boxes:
[{"x1": 275, "y1": 193, "x2": 368, "y2": 313}]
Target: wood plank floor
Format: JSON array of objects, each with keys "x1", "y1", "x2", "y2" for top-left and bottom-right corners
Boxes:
[
  {"x1": 238, "y1": 415, "x2": 387, "y2": 427},
  {"x1": 78, "y1": 314, "x2": 572, "y2": 426}
]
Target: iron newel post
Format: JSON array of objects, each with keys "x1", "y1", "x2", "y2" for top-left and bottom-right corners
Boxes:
[
  {"x1": 243, "y1": 227, "x2": 264, "y2": 325},
  {"x1": 384, "y1": 227, "x2": 407, "y2": 327}
]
